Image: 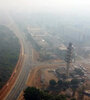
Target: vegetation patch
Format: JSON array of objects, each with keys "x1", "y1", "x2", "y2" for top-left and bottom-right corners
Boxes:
[
  {"x1": 0, "y1": 25, "x2": 20, "y2": 89},
  {"x1": 24, "y1": 87, "x2": 67, "y2": 100}
]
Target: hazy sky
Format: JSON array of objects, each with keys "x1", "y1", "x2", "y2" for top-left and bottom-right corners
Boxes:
[{"x1": 0, "y1": 0, "x2": 90, "y2": 14}]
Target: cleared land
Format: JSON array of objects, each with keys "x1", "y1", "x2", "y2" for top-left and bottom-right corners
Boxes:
[{"x1": 26, "y1": 62, "x2": 65, "y2": 89}]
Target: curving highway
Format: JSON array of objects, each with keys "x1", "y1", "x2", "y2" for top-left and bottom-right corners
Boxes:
[
  {"x1": 3, "y1": 16, "x2": 34, "y2": 100},
  {"x1": 1, "y1": 14, "x2": 65, "y2": 100}
]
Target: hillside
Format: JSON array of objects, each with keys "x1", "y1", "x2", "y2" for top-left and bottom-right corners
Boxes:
[{"x1": 0, "y1": 25, "x2": 20, "y2": 89}]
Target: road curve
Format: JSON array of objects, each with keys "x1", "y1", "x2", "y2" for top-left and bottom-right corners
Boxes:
[{"x1": 3, "y1": 16, "x2": 34, "y2": 100}]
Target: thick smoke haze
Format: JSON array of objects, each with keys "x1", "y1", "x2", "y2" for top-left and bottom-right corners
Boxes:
[{"x1": 0, "y1": 0, "x2": 90, "y2": 14}]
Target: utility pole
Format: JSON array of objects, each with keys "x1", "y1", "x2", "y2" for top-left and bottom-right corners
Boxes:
[{"x1": 65, "y1": 42, "x2": 73, "y2": 78}]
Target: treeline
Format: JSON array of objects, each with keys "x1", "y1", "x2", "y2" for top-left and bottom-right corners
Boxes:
[
  {"x1": 24, "y1": 87, "x2": 76, "y2": 100},
  {"x1": 0, "y1": 25, "x2": 20, "y2": 89},
  {"x1": 24, "y1": 87, "x2": 67, "y2": 100}
]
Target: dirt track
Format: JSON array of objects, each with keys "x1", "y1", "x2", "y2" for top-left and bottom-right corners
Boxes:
[{"x1": 26, "y1": 62, "x2": 65, "y2": 88}]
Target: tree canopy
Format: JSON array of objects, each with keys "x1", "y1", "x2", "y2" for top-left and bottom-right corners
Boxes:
[
  {"x1": 24, "y1": 87, "x2": 67, "y2": 100},
  {"x1": 0, "y1": 25, "x2": 20, "y2": 88}
]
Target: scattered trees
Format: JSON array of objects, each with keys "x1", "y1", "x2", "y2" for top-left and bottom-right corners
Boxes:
[
  {"x1": 24, "y1": 87, "x2": 67, "y2": 100},
  {"x1": 48, "y1": 78, "x2": 80, "y2": 97},
  {"x1": 57, "y1": 80, "x2": 63, "y2": 86},
  {"x1": 71, "y1": 79, "x2": 80, "y2": 96},
  {"x1": 24, "y1": 87, "x2": 42, "y2": 100},
  {"x1": 49, "y1": 79, "x2": 57, "y2": 86},
  {"x1": 74, "y1": 68, "x2": 84, "y2": 76}
]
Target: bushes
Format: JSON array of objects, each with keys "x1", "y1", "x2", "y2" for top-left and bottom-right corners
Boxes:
[
  {"x1": 74, "y1": 68, "x2": 84, "y2": 76},
  {"x1": 48, "y1": 78, "x2": 80, "y2": 95},
  {"x1": 24, "y1": 87, "x2": 67, "y2": 100},
  {"x1": 24, "y1": 87, "x2": 42, "y2": 100},
  {"x1": 49, "y1": 80, "x2": 57, "y2": 86},
  {"x1": 48, "y1": 79, "x2": 70, "y2": 91}
]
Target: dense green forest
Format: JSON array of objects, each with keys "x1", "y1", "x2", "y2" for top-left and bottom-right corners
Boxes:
[{"x1": 0, "y1": 25, "x2": 20, "y2": 89}]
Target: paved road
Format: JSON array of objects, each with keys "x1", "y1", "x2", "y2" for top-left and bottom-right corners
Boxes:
[
  {"x1": 3, "y1": 14, "x2": 65, "y2": 100},
  {"x1": 4, "y1": 16, "x2": 34, "y2": 100},
  {"x1": 5, "y1": 42, "x2": 33, "y2": 100}
]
